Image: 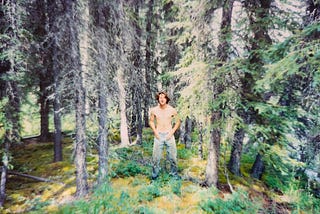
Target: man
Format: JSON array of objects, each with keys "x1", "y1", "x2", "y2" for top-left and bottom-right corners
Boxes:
[{"x1": 149, "y1": 91, "x2": 181, "y2": 180}]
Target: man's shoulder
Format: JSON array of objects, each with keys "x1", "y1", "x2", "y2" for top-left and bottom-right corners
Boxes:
[
  {"x1": 150, "y1": 106, "x2": 158, "y2": 113},
  {"x1": 167, "y1": 104, "x2": 175, "y2": 109},
  {"x1": 167, "y1": 105, "x2": 177, "y2": 113}
]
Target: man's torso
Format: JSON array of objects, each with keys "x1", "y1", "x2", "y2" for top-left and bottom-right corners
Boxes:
[{"x1": 151, "y1": 105, "x2": 176, "y2": 132}]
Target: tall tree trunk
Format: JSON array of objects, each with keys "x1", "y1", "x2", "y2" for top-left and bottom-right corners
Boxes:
[
  {"x1": 97, "y1": 83, "x2": 108, "y2": 184},
  {"x1": 1, "y1": 82, "x2": 21, "y2": 207},
  {"x1": 242, "y1": 0, "x2": 272, "y2": 179},
  {"x1": 228, "y1": 127, "x2": 244, "y2": 175},
  {"x1": 53, "y1": 64, "x2": 62, "y2": 162},
  {"x1": 117, "y1": 67, "x2": 130, "y2": 147},
  {"x1": 128, "y1": 2, "x2": 143, "y2": 145},
  {"x1": 251, "y1": 153, "x2": 265, "y2": 179},
  {"x1": 64, "y1": 0, "x2": 88, "y2": 197},
  {"x1": 205, "y1": 112, "x2": 221, "y2": 187},
  {"x1": 198, "y1": 122, "x2": 204, "y2": 159},
  {"x1": 0, "y1": 1, "x2": 22, "y2": 206},
  {"x1": 0, "y1": 138, "x2": 9, "y2": 207},
  {"x1": 89, "y1": 0, "x2": 111, "y2": 185},
  {"x1": 184, "y1": 116, "x2": 193, "y2": 149},
  {"x1": 47, "y1": 0, "x2": 63, "y2": 162},
  {"x1": 204, "y1": 0, "x2": 234, "y2": 187},
  {"x1": 39, "y1": 74, "x2": 50, "y2": 142},
  {"x1": 144, "y1": 0, "x2": 155, "y2": 127},
  {"x1": 36, "y1": 0, "x2": 51, "y2": 142},
  {"x1": 133, "y1": 87, "x2": 143, "y2": 144}
]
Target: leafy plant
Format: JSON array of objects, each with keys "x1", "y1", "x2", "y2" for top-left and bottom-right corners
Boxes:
[
  {"x1": 138, "y1": 183, "x2": 162, "y2": 202},
  {"x1": 111, "y1": 160, "x2": 148, "y2": 178},
  {"x1": 200, "y1": 190, "x2": 260, "y2": 214}
]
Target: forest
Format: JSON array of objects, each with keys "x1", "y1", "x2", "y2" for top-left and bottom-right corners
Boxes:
[{"x1": 0, "y1": 0, "x2": 319, "y2": 213}]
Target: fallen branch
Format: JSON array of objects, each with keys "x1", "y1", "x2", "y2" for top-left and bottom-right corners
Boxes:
[{"x1": 7, "y1": 170, "x2": 52, "y2": 182}]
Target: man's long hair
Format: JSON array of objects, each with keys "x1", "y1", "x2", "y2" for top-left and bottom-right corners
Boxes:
[{"x1": 155, "y1": 91, "x2": 170, "y2": 104}]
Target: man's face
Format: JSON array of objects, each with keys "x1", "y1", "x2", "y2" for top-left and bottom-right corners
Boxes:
[{"x1": 158, "y1": 94, "x2": 167, "y2": 105}]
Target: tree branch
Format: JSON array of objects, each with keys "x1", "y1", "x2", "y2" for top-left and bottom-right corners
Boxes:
[{"x1": 5, "y1": 170, "x2": 53, "y2": 183}]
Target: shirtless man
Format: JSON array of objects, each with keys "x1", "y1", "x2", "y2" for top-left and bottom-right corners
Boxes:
[{"x1": 149, "y1": 91, "x2": 181, "y2": 180}]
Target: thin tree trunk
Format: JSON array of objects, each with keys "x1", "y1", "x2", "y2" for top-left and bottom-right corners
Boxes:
[
  {"x1": 48, "y1": 0, "x2": 63, "y2": 162},
  {"x1": 64, "y1": 0, "x2": 89, "y2": 197},
  {"x1": 89, "y1": 0, "x2": 110, "y2": 186},
  {"x1": 204, "y1": 0, "x2": 234, "y2": 187},
  {"x1": 0, "y1": 0, "x2": 21, "y2": 206},
  {"x1": 144, "y1": 0, "x2": 155, "y2": 127},
  {"x1": 198, "y1": 122, "x2": 204, "y2": 159},
  {"x1": 97, "y1": 84, "x2": 109, "y2": 184},
  {"x1": 204, "y1": 113, "x2": 221, "y2": 187},
  {"x1": 129, "y1": 3, "x2": 143, "y2": 145},
  {"x1": 36, "y1": 0, "x2": 51, "y2": 143},
  {"x1": 53, "y1": 68, "x2": 62, "y2": 162},
  {"x1": 228, "y1": 128, "x2": 244, "y2": 176},
  {"x1": 39, "y1": 74, "x2": 50, "y2": 142},
  {"x1": 251, "y1": 153, "x2": 265, "y2": 179},
  {"x1": 242, "y1": 0, "x2": 272, "y2": 178},
  {"x1": 184, "y1": 116, "x2": 192, "y2": 149},
  {"x1": 52, "y1": 37, "x2": 62, "y2": 163},
  {"x1": 0, "y1": 136, "x2": 10, "y2": 206},
  {"x1": 117, "y1": 67, "x2": 130, "y2": 147}
]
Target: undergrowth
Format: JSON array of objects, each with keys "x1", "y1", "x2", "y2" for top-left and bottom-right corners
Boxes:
[{"x1": 3, "y1": 130, "x2": 319, "y2": 214}]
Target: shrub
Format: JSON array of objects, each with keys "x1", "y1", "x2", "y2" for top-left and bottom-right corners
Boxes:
[
  {"x1": 200, "y1": 190, "x2": 260, "y2": 214},
  {"x1": 111, "y1": 161, "x2": 148, "y2": 178},
  {"x1": 138, "y1": 183, "x2": 162, "y2": 202}
]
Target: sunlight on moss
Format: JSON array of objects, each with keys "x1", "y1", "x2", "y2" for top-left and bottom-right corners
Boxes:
[
  {"x1": 41, "y1": 183, "x2": 64, "y2": 201},
  {"x1": 181, "y1": 157, "x2": 206, "y2": 179}
]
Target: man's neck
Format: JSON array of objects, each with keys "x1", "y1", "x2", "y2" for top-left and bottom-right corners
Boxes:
[{"x1": 159, "y1": 103, "x2": 167, "y2": 109}]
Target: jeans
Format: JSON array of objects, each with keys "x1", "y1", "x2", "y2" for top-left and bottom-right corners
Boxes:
[{"x1": 152, "y1": 132, "x2": 178, "y2": 179}]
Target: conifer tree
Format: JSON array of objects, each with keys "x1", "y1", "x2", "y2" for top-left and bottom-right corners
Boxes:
[
  {"x1": 205, "y1": 0, "x2": 235, "y2": 187},
  {"x1": 0, "y1": 0, "x2": 25, "y2": 206}
]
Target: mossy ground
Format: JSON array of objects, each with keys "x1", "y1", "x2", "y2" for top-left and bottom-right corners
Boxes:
[{"x1": 2, "y1": 129, "x2": 316, "y2": 213}]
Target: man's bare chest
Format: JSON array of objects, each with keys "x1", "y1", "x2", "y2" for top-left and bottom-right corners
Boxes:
[{"x1": 154, "y1": 109, "x2": 173, "y2": 120}]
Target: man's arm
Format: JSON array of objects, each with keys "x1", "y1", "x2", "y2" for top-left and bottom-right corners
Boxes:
[
  {"x1": 149, "y1": 109, "x2": 160, "y2": 139},
  {"x1": 167, "y1": 109, "x2": 181, "y2": 140}
]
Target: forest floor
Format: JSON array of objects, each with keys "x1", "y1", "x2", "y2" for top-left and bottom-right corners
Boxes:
[{"x1": 2, "y1": 130, "x2": 295, "y2": 214}]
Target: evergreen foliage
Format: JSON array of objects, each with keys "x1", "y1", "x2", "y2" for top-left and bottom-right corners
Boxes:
[{"x1": 1, "y1": 0, "x2": 319, "y2": 212}]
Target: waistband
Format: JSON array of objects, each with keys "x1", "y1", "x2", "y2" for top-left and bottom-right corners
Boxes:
[{"x1": 158, "y1": 132, "x2": 169, "y2": 135}]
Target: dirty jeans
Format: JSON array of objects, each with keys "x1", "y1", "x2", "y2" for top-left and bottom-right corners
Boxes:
[{"x1": 152, "y1": 132, "x2": 178, "y2": 179}]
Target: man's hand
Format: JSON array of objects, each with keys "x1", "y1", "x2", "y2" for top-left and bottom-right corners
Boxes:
[
  {"x1": 166, "y1": 131, "x2": 174, "y2": 140},
  {"x1": 154, "y1": 132, "x2": 160, "y2": 140}
]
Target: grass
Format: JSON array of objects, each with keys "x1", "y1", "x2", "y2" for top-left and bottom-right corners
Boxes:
[{"x1": 2, "y1": 125, "x2": 319, "y2": 214}]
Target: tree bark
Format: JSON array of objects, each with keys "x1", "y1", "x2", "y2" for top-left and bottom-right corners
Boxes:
[
  {"x1": 144, "y1": 0, "x2": 155, "y2": 127},
  {"x1": 47, "y1": 0, "x2": 63, "y2": 162},
  {"x1": 97, "y1": 84, "x2": 109, "y2": 184},
  {"x1": 0, "y1": 137, "x2": 10, "y2": 207},
  {"x1": 204, "y1": 0, "x2": 234, "y2": 187},
  {"x1": 89, "y1": 0, "x2": 111, "y2": 185},
  {"x1": 251, "y1": 153, "x2": 265, "y2": 179},
  {"x1": 0, "y1": 1, "x2": 22, "y2": 206},
  {"x1": 39, "y1": 74, "x2": 50, "y2": 142},
  {"x1": 228, "y1": 127, "x2": 244, "y2": 176},
  {"x1": 64, "y1": 0, "x2": 89, "y2": 197},
  {"x1": 205, "y1": 112, "x2": 221, "y2": 187},
  {"x1": 129, "y1": 2, "x2": 143, "y2": 145},
  {"x1": 36, "y1": 0, "x2": 51, "y2": 143},
  {"x1": 198, "y1": 122, "x2": 204, "y2": 159},
  {"x1": 184, "y1": 116, "x2": 193, "y2": 149},
  {"x1": 117, "y1": 67, "x2": 131, "y2": 147},
  {"x1": 242, "y1": 0, "x2": 272, "y2": 179}
]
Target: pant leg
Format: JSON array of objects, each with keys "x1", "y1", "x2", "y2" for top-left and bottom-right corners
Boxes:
[
  {"x1": 165, "y1": 136, "x2": 178, "y2": 176},
  {"x1": 152, "y1": 136, "x2": 164, "y2": 179}
]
